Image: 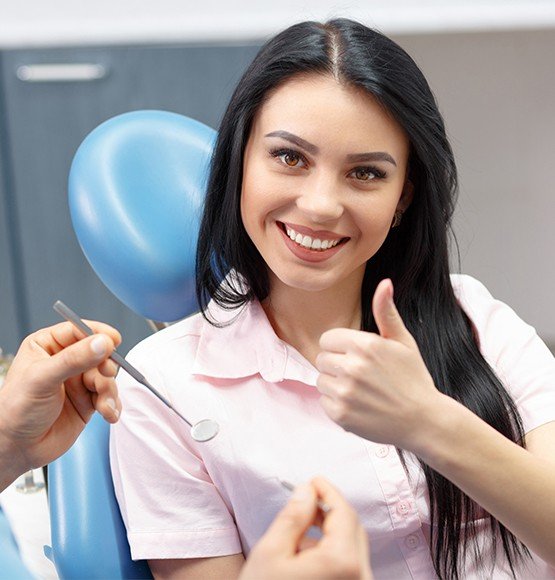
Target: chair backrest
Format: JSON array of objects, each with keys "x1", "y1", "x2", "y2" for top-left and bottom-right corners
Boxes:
[
  {"x1": 69, "y1": 109, "x2": 216, "y2": 322},
  {"x1": 47, "y1": 414, "x2": 152, "y2": 579},
  {"x1": 47, "y1": 110, "x2": 216, "y2": 578}
]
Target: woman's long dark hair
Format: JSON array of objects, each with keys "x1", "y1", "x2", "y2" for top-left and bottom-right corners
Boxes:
[{"x1": 196, "y1": 19, "x2": 530, "y2": 579}]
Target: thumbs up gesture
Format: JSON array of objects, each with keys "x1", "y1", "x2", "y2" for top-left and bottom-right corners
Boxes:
[{"x1": 316, "y1": 279, "x2": 443, "y2": 450}]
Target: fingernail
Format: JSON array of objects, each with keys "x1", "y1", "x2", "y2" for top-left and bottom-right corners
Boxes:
[
  {"x1": 291, "y1": 484, "x2": 312, "y2": 502},
  {"x1": 107, "y1": 398, "x2": 120, "y2": 418},
  {"x1": 91, "y1": 335, "x2": 108, "y2": 356}
]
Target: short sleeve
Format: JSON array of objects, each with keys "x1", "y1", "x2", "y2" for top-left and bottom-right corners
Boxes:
[
  {"x1": 109, "y1": 341, "x2": 242, "y2": 560},
  {"x1": 453, "y1": 275, "x2": 555, "y2": 435}
]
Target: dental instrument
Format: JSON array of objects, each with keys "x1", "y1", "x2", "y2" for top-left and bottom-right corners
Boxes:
[{"x1": 53, "y1": 300, "x2": 219, "y2": 442}]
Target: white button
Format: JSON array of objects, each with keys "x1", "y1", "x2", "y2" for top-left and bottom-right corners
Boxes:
[
  {"x1": 375, "y1": 445, "x2": 389, "y2": 458},
  {"x1": 396, "y1": 501, "x2": 411, "y2": 516},
  {"x1": 405, "y1": 534, "x2": 420, "y2": 550}
]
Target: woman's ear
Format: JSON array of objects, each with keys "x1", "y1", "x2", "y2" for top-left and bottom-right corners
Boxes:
[{"x1": 397, "y1": 179, "x2": 414, "y2": 212}]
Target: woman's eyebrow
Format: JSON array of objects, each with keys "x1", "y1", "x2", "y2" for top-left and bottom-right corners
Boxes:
[
  {"x1": 265, "y1": 130, "x2": 318, "y2": 154},
  {"x1": 346, "y1": 152, "x2": 397, "y2": 166},
  {"x1": 264, "y1": 130, "x2": 397, "y2": 167}
]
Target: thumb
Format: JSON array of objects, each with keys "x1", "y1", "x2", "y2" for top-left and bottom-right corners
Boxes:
[
  {"x1": 35, "y1": 334, "x2": 114, "y2": 386},
  {"x1": 372, "y1": 279, "x2": 412, "y2": 346},
  {"x1": 257, "y1": 484, "x2": 318, "y2": 555}
]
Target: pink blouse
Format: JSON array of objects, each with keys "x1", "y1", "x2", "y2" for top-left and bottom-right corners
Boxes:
[{"x1": 110, "y1": 274, "x2": 555, "y2": 578}]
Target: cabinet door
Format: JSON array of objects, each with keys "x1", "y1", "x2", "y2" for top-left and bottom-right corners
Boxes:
[
  {"x1": 0, "y1": 118, "x2": 22, "y2": 355},
  {"x1": 1, "y1": 44, "x2": 259, "y2": 354}
]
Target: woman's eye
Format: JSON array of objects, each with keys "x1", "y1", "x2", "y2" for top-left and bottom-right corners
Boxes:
[
  {"x1": 271, "y1": 149, "x2": 306, "y2": 168},
  {"x1": 350, "y1": 167, "x2": 385, "y2": 181},
  {"x1": 283, "y1": 152, "x2": 301, "y2": 167}
]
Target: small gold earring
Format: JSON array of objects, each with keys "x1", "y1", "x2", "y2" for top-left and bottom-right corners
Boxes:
[{"x1": 391, "y1": 210, "x2": 403, "y2": 228}]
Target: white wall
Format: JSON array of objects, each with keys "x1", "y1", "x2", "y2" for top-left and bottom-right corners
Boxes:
[
  {"x1": 395, "y1": 30, "x2": 555, "y2": 345},
  {"x1": 2, "y1": 0, "x2": 555, "y2": 46},
  {"x1": 1, "y1": 3, "x2": 554, "y2": 344}
]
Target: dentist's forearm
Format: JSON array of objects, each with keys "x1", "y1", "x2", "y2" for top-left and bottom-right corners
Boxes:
[{"x1": 0, "y1": 434, "x2": 25, "y2": 492}]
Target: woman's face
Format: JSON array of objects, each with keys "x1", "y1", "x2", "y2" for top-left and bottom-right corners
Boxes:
[{"x1": 241, "y1": 73, "x2": 412, "y2": 294}]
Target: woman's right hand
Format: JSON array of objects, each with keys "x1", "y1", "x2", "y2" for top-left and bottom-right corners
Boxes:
[{"x1": 240, "y1": 477, "x2": 372, "y2": 580}]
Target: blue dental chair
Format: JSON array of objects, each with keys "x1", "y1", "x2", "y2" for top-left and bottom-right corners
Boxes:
[{"x1": 46, "y1": 110, "x2": 216, "y2": 579}]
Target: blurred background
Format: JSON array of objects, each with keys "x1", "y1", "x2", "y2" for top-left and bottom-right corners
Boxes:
[{"x1": 1, "y1": 0, "x2": 554, "y2": 358}]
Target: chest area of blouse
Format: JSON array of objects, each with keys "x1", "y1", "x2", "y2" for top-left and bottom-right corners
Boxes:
[{"x1": 173, "y1": 375, "x2": 430, "y2": 540}]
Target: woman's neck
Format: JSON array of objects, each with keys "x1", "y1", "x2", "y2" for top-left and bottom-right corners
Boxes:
[{"x1": 261, "y1": 273, "x2": 363, "y2": 367}]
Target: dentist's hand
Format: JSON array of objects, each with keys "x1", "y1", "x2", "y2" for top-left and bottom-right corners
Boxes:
[
  {"x1": 316, "y1": 279, "x2": 445, "y2": 452},
  {"x1": 240, "y1": 477, "x2": 372, "y2": 580},
  {"x1": 0, "y1": 321, "x2": 121, "y2": 490}
]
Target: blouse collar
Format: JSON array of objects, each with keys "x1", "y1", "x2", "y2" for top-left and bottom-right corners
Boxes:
[{"x1": 191, "y1": 297, "x2": 318, "y2": 387}]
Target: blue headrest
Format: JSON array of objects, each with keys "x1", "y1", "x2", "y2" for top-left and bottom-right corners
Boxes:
[{"x1": 69, "y1": 110, "x2": 216, "y2": 322}]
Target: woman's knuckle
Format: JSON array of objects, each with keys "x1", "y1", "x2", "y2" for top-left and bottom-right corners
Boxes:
[
  {"x1": 332, "y1": 401, "x2": 350, "y2": 424},
  {"x1": 316, "y1": 373, "x2": 328, "y2": 391},
  {"x1": 358, "y1": 332, "x2": 377, "y2": 353},
  {"x1": 315, "y1": 351, "x2": 327, "y2": 369},
  {"x1": 345, "y1": 358, "x2": 366, "y2": 380},
  {"x1": 337, "y1": 383, "x2": 355, "y2": 404}
]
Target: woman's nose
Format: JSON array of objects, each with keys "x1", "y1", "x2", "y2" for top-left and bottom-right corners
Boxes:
[{"x1": 295, "y1": 174, "x2": 344, "y2": 223}]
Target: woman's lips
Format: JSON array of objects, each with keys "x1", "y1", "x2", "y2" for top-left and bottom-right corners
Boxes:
[
  {"x1": 281, "y1": 221, "x2": 347, "y2": 241},
  {"x1": 276, "y1": 222, "x2": 348, "y2": 263}
]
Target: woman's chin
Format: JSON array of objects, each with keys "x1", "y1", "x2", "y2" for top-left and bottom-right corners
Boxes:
[{"x1": 270, "y1": 269, "x2": 340, "y2": 293}]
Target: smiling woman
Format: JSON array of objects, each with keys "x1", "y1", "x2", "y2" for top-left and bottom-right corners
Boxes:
[
  {"x1": 240, "y1": 74, "x2": 412, "y2": 297},
  {"x1": 109, "y1": 18, "x2": 555, "y2": 580}
]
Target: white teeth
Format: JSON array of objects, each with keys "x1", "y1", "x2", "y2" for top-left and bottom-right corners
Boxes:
[
  {"x1": 283, "y1": 225, "x2": 343, "y2": 251},
  {"x1": 301, "y1": 236, "x2": 312, "y2": 248}
]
